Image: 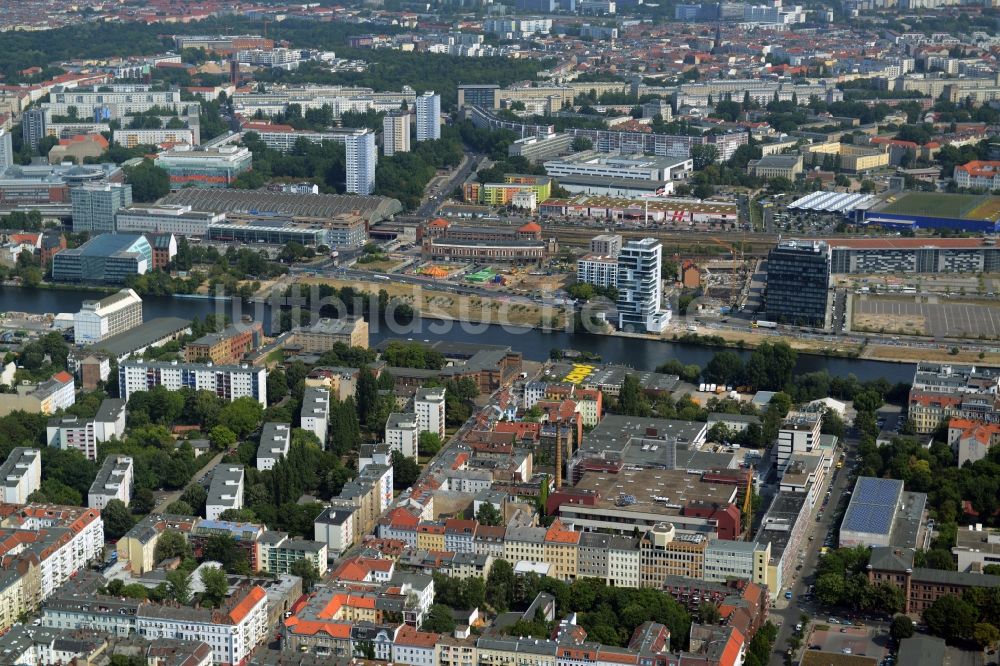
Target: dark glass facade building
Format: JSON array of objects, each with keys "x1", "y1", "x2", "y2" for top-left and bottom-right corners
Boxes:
[{"x1": 765, "y1": 240, "x2": 830, "y2": 326}]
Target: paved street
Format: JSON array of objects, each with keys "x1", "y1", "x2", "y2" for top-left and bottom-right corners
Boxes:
[
  {"x1": 152, "y1": 451, "x2": 226, "y2": 514},
  {"x1": 768, "y1": 437, "x2": 856, "y2": 665}
]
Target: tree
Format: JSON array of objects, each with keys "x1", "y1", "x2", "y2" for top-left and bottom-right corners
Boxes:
[
  {"x1": 485, "y1": 559, "x2": 516, "y2": 612},
  {"x1": 697, "y1": 601, "x2": 720, "y2": 624},
  {"x1": 422, "y1": 604, "x2": 457, "y2": 633},
  {"x1": 123, "y1": 160, "x2": 170, "y2": 203},
  {"x1": 164, "y1": 500, "x2": 194, "y2": 515},
  {"x1": 392, "y1": 451, "x2": 420, "y2": 490},
  {"x1": 217, "y1": 397, "x2": 263, "y2": 437},
  {"x1": 923, "y1": 595, "x2": 978, "y2": 642},
  {"x1": 974, "y1": 622, "x2": 1000, "y2": 650},
  {"x1": 690, "y1": 144, "x2": 718, "y2": 170},
  {"x1": 703, "y1": 351, "x2": 744, "y2": 386},
  {"x1": 153, "y1": 529, "x2": 190, "y2": 562},
  {"x1": 166, "y1": 569, "x2": 192, "y2": 604},
  {"x1": 131, "y1": 487, "x2": 155, "y2": 514},
  {"x1": 616, "y1": 374, "x2": 651, "y2": 417},
  {"x1": 571, "y1": 136, "x2": 593, "y2": 151},
  {"x1": 290, "y1": 558, "x2": 321, "y2": 591},
  {"x1": 203, "y1": 534, "x2": 250, "y2": 574},
  {"x1": 890, "y1": 615, "x2": 914, "y2": 641},
  {"x1": 860, "y1": 179, "x2": 876, "y2": 193},
  {"x1": 102, "y1": 499, "x2": 134, "y2": 540},
  {"x1": 180, "y1": 484, "x2": 207, "y2": 515},
  {"x1": 200, "y1": 566, "x2": 229, "y2": 608},
  {"x1": 476, "y1": 503, "x2": 504, "y2": 527},
  {"x1": 209, "y1": 425, "x2": 238, "y2": 451},
  {"x1": 419, "y1": 431, "x2": 442, "y2": 457},
  {"x1": 267, "y1": 370, "x2": 288, "y2": 406}
]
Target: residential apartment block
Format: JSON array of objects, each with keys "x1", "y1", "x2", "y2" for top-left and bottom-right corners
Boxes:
[
  {"x1": 46, "y1": 398, "x2": 126, "y2": 461},
  {"x1": 290, "y1": 317, "x2": 369, "y2": 351},
  {"x1": 385, "y1": 413, "x2": 419, "y2": 459},
  {"x1": 184, "y1": 322, "x2": 263, "y2": 365},
  {"x1": 88, "y1": 455, "x2": 134, "y2": 509},
  {"x1": 414, "y1": 387, "x2": 446, "y2": 440},
  {"x1": 206, "y1": 465, "x2": 246, "y2": 520},
  {"x1": 301, "y1": 387, "x2": 330, "y2": 444},
  {"x1": 119, "y1": 360, "x2": 267, "y2": 406},
  {"x1": 0, "y1": 448, "x2": 42, "y2": 503},
  {"x1": 908, "y1": 362, "x2": 1000, "y2": 434},
  {"x1": 257, "y1": 422, "x2": 292, "y2": 471}
]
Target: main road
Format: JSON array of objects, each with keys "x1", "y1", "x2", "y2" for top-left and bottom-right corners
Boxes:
[{"x1": 767, "y1": 436, "x2": 857, "y2": 665}]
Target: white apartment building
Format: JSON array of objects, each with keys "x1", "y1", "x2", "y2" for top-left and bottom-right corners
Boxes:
[
  {"x1": 136, "y1": 586, "x2": 268, "y2": 666},
  {"x1": 73, "y1": 288, "x2": 143, "y2": 345},
  {"x1": 206, "y1": 465, "x2": 245, "y2": 520},
  {"x1": 414, "y1": 387, "x2": 446, "y2": 440},
  {"x1": 385, "y1": 413, "x2": 419, "y2": 458},
  {"x1": 47, "y1": 85, "x2": 185, "y2": 119},
  {"x1": 300, "y1": 387, "x2": 330, "y2": 444},
  {"x1": 616, "y1": 238, "x2": 670, "y2": 333},
  {"x1": 392, "y1": 626, "x2": 437, "y2": 666},
  {"x1": 119, "y1": 360, "x2": 267, "y2": 406},
  {"x1": 776, "y1": 411, "x2": 822, "y2": 474},
  {"x1": 383, "y1": 110, "x2": 411, "y2": 156},
  {"x1": 345, "y1": 130, "x2": 377, "y2": 195},
  {"x1": 314, "y1": 506, "x2": 356, "y2": 558},
  {"x1": 88, "y1": 455, "x2": 134, "y2": 509},
  {"x1": 115, "y1": 205, "x2": 224, "y2": 236},
  {"x1": 236, "y1": 47, "x2": 302, "y2": 69},
  {"x1": 245, "y1": 125, "x2": 369, "y2": 153},
  {"x1": 113, "y1": 128, "x2": 195, "y2": 149},
  {"x1": 0, "y1": 448, "x2": 42, "y2": 504},
  {"x1": 46, "y1": 398, "x2": 127, "y2": 461},
  {"x1": 576, "y1": 254, "x2": 618, "y2": 289},
  {"x1": 415, "y1": 92, "x2": 441, "y2": 142},
  {"x1": 256, "y1": 422, "x2": 291, "y2": 471}
]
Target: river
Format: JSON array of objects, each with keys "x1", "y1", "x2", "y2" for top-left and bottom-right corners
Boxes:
[{"x1": 0, "y1": 286, "x2": 914, "y2": 383}]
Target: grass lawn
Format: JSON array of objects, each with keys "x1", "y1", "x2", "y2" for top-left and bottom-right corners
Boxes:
[{"x1": 880, "y1": 192, "x2": 985, "y2": 218}]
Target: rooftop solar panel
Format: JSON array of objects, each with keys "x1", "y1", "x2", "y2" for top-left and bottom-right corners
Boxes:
[{"x1": 841, "y1": 477, "x2": 904, "y2": 536}]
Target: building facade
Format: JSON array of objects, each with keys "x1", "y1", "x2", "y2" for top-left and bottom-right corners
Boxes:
[
  {"x1": 119, "y1": 360, "x2": 267, "y2": 405},
  {"x1": 71, "y1": 183, "x2": 133, "y2": 233},
  {"x1": 73, "y1": 289, "x2": 143, "y2": 345},
  {"x1": 765, "y1": 240, "x2": 830, "y2": 326},
  {"x1": 616, "y1": 238, "x2": 670, "y2": 333},
  {"x1": 415, "y1": 92, "x2": 441, "y2": 141}
]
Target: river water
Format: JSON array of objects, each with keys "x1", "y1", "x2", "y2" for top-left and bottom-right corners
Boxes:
[{"x1": 0, "y1": 286, "x2": 914, "y2": 383}]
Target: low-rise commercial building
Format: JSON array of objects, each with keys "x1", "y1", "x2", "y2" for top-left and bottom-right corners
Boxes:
[
  {"x1": 155, "y1": 145, "x2": 252, "y2": 189},
  {"x1": 116, "y1": 205, "x2": 224, "y2": 237},
  {"x1": 748, "y1": 154, "x2": 803, "y2": 180},
  {"x1": 839, "y1": 476, "x2": 927, "y2": 550},
  {"x1": 52, "y1": 234, "x2": 152, "y2": 284},
  {"x1": 73, "y1": 288, "x2": 143, "y2": 345}
]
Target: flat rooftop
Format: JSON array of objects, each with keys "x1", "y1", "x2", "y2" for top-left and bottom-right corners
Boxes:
[
  {"x1": 574, "y1": 467, "x2": 738, "y2": 515},
  {"x1": 158, "y1": 188, "x2": 402, "y2": 223},
  {"x1": 578, "y1": 414, "x2": 718, "y2": 469},
  {"x1": 561, "y1": 194, "x2": 737, "y2": 215},
  {"x1": 91, "y1": 317, "x2": 191, "y2": 358}
]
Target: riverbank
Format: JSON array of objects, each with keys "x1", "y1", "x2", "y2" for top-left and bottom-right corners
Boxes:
[
  {"x1": 294, "y1": 276, "x2": 573, "y2": 330},
  {"x1": 293, "y1": 276, "x2": 1000, "y2": 367}
]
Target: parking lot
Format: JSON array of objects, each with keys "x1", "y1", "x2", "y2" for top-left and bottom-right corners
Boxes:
[
  {"x1": 853, "y1": 296, "x2": 1000, "y2": 339},
  {"x1": 808, "y1": 623, "x2": 891, "y2": 662}
]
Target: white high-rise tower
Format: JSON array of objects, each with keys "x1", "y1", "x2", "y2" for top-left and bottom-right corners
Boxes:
[
  {"x1": 415, "y1": 91, "x2": 441, "y2": 141},
  {"x1": 345, "y1": 130, "x2": 377, "y2": 195}
]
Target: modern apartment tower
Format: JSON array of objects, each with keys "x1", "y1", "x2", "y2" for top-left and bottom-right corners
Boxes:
[
  {"x1": 71, "y1": 183, "x2": 133, "y2": 233},
  {"x1": 415, "y1": 91, "x2": 441, "y2": 141},
  {"x1": 22, "y1": 109, "x2": 47, "y2": 152},
  {"x1": 616, "y1": 238, "x2": 670, "y2": 333},
  {"x1": 0, "y1": 129, "x2": 12, "y2": 172},
  {"x1": 345, "y1": 130, "x2": 377, "y2": 195},
  {"x1": 765, "y1": 240, "x2": 830, "y2": 326},
  {"x1": 383, "y1": 110, "x2": 411, "y2": 156}
]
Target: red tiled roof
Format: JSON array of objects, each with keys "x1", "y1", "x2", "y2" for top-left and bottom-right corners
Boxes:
[{"x1": 227, "y1": 586, "x2": 266, "y2": 624}]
